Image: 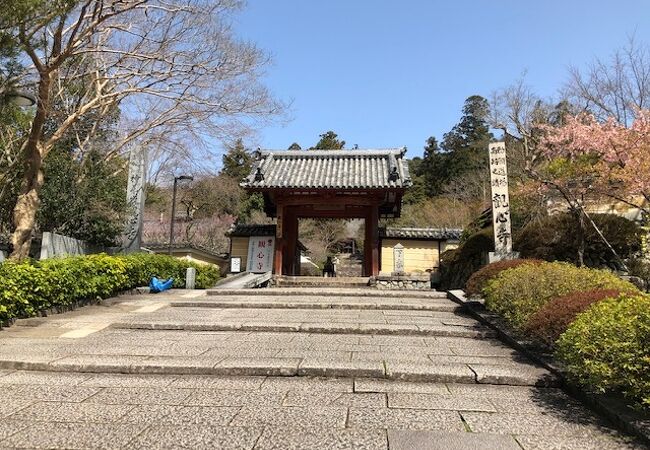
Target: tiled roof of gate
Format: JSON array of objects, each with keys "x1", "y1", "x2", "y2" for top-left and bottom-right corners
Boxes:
[
  {"x1": 380, "y1": 227, "x2": 463, "y2": 240},
  {"x1": 242, "y1": 148, "x2": 412, "y2": 190}
]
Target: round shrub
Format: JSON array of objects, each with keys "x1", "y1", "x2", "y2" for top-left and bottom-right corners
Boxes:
[
  {"x1": 524, "y1": 289, "x2": 628, "y2": 347},
  {"x1": 556, "y1": 294, "x2": 650, "y2": 408},
  {"x1": 465, "y1": 258, "x2": 544, "y2": 298},
  {"x1": 484, "y1": 262, "x2": 637, "y2": 329},
  {"x1": 515, "y1": 213, "x2": 642, "y2": 268}
]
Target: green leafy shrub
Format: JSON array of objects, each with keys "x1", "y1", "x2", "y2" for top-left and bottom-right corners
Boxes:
[
  {"x1": 524, "y1": 289, "x2": 628, "y2": 347},
  {"x1": 0, "y1": 253, "x2": 220, "y2": 324},
  {"x1": 556, "y1": 294, "x2": 650, "y2": 408},
  {"x1": 484, "y1": 262, "x2": 637, "y2": 328},
  {"x1": 515, "y1": 213, "x2": 642, "y2": 268},
  {"x1": 465, "y1": 258, "x2": 544, "y2": 298}
]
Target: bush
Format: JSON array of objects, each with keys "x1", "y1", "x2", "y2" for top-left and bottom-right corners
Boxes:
[
  {"x1": 465, "y1": 258, "x2": 544, "y2": 298},
  {"x1": 556, "y1": 294, "x2": 650, "y2": 408},
  {"x1": 0, "y1": 253, "x2": 220, "y2": 324},
  {"x1": 524, "y1": 289, "x2": 628, "y2": 347},
  {"x1": 515, "y1": 213, "x2": 642, "y2": 268},
  {"x1": 484, "y1": 261, "x2": 637, "y2": 328}
]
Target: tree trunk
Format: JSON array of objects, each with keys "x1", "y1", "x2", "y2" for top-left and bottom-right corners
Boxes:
[
  {"x1": 575, "y1": 209, "x2": 586, "y2": 267},
  {"x1": 10, "y1": 165, "x2": 44, "y2": 260},
  {"x1": 9, "y1": 71, "x2": 51, "y2": 261}
]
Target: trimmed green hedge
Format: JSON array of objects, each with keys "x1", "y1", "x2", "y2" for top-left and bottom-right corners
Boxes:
[
  {"x1": 557, "y1": 294, "x2": 650, "y2": 408},
  {"x1": 524, "y1": 288, "x2": 628, "y2": 348},
  {"x1": 483, "y1": 261, "x2": 637, "y2": 328},
  {"x1": 464, "y1": 258, "x2": 544, "y2": 298},
  {"x1": 0, "y1": 253, "x2": 220, "y2": 323}
]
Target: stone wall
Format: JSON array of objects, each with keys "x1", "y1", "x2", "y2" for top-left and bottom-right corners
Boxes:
[
  {"x1": 39, "y1": 232, "x2": 90, "y2": 260},
  {"x1": 370, "y1": 273, "x2": 431, "y2": 290}
]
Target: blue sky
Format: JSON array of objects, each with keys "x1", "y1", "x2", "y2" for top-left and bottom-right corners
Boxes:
[{"x1": 232, "y1": 0, "x2": 650, "y2": 159}]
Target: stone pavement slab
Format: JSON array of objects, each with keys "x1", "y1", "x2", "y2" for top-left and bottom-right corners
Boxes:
[
  {"x1": 460, "y1": 411, "x2": 613, "y2": 436},
  {"x1": 254, "y1": 427, "x2": 388, "y2": 450},
  {"x1": 9, "y1": 401, "x2": 133, "y2": 423},
  {"x1": 387, "y1": 392, "x2": 497, "y2": 412},
  {"x1": 515, "y1": 434, "x2": 641, "y2": 450},
  {"x1": 154, "y1": 406, "x2": 241, "y2": 426},
  {"x1": 3, "y1": 422, "x2": 147, "y2": 449},
  {"x1": 385, "y1": 361, "x2": 476, "y2": 383},
  {"x1": 387, "y1": 430, "x2": 522, "y2": 450},
  {"x1": 283, "y1": 391, "x2": 387, "y2": 408},
  {"x1": 469, "y1": 362, "x2": 557, "y2": 386},
  {"x1": 183, "y1": 389, "x2": 286, "y2": 407},
  {"x1": 85, "y1": 387, "x2": 194, "y2": 406},
  {"x1": 354, "y1": 378, "x2": 450, "y2": 395},
  {"x1": 126, "y1": 425, "x2": 262, "y2": 450},
  {"x1": 229, "y1": 406, "x2": 348, "y2": 429},
  {"x1": 298, "y1": 358, "x2": 385, "y2": 377},
  {"x1": 347, "y1": 407, "x2": 465, "y2": 431}
]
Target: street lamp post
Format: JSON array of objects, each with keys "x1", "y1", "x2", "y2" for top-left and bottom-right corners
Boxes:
[{"x1": 169, "y1": 175, "x2": 193, "y2": 255}]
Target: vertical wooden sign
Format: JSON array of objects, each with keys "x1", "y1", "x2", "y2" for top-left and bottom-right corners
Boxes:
[{"x1": 247, "y1": 236, "x2": 275, "y2": 273}]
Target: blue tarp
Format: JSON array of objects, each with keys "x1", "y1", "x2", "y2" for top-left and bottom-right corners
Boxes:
[{"x1": 149, "y1": 277, "x2": 173, "y2": 293}]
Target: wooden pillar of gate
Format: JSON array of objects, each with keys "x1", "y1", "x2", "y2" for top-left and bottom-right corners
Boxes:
[
  {"x1": 273, "y1": 204, "x2": 284, "y2": 275},
  {"x1": 364, "y1": 204, "x2": 380, "y2": 276},
  {"x1": 283, "y1": 207, "x2": 299, "y2": 275}
]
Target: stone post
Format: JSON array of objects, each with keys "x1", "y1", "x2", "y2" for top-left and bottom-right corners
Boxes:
[
  {"x1": 185, "y1": 267, "x2": 196, "y2": 290},
  {"x1": 123, "y1": 147, "x2": 147, "y2": 253},
  {"x1": 488, "y1": 142, "x2": 517, "y2": 262},
  {"x1": 393, "y1": 243, "x2": 405, "y2": 275}
]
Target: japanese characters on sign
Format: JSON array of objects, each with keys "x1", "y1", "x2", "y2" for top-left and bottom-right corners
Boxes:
[
  {"x1": 246, "y1": 236, "x2": 275, "y2": 273},
  {"x1": 488, "y1": 142, "x2": 512, "y2": 255}
]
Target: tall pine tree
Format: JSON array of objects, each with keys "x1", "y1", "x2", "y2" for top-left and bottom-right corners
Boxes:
[
  {"x1": 221, "y1": 139, "x2": 253, "y2": 181},
  {"x1": 311, "y1": 131, "x2": 345, "y2": 150},
  {"x1": 420, "y1": 95, "x2": 493, "y2": 197}
]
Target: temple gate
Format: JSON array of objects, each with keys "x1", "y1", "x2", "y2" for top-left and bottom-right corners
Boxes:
[{"x1": 241, "y1": 148, "x2": 412, "y2": 276}]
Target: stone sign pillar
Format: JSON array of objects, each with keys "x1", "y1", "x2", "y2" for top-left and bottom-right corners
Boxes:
[
  {"x1": 488, "y1": 142, "x2": 517, "y2": 263},
  {"x1": 123, "y1": 147, "x2": 147, "y2": 252},
  {"x1": 185, "y1": 267, "x2": 196, "y2": 289},
  {"x1": 393, "y1": 243, "x2": 405, "y2": 274}
]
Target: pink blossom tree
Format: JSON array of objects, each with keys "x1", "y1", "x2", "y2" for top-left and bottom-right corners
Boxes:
[
  {"x1": 539, "y1": 110, "x2": 650, "y2": 218},
  {"x1": 536, "y1": 110, "x2": 650, "y2": 266}
]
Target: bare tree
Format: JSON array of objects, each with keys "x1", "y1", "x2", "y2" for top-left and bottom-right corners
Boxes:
[
  {"x1": 489, "y1": 77, "x2": 558, "y2": 174},
  {"x1": 300, "y1": 219, "x2": 348, "y2": 266},
  {"x1": 565, "y1": 37, "x2": 650, "y2": 125},
  {"x1": 2, "y1": 0, "x2": 283, "y2": 259}
]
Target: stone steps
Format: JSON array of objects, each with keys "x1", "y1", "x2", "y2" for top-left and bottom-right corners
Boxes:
[
  {"x1": 0, "y1": 288, "x2": 559, "y2": 389},
  {"x1": 170, "y1": 299, "x2": 461, "y2": 312},
  {"x1": 206, "y1": 287, "x2": 447, "y2": 298},
  {"x1": 273, "y1": 276, "x2": 371, "y2": 288},
  {"x1": 111, "y1": 320, "x2": 495, "y2": 338},
  {"x1": 0, "y1": 356, "x2": 557, "y2": 386}
]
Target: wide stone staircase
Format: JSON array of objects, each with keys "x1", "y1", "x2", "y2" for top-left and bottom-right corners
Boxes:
[{"x1": 0, "y1": 287, "x2": 555, "y2": 386}]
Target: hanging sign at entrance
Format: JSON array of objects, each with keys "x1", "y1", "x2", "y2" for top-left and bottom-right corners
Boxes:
[
  {"x1": 247, "y1": 236, "x2": 275, "y2": 273},
  {"x1": 488, "y1": 142, "x2": 513, "y2": 257}
]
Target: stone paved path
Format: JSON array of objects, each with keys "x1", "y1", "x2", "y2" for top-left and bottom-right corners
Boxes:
[{"x1": 0, "y1": 288, "x2": 644, "y2": 449}]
